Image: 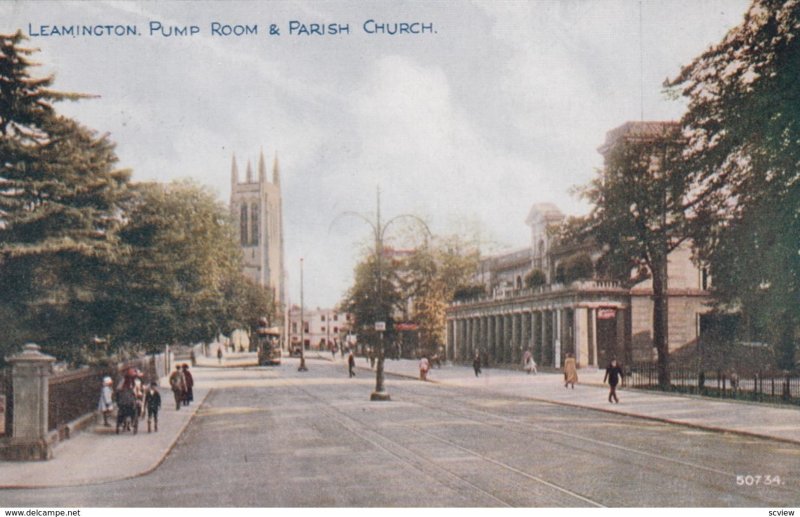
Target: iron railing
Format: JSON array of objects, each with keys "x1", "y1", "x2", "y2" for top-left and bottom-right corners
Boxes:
[
  {"x1": 47, "y1": 354, "x2": 165, "y2": 433},
  {"x1": 0, "y1": 367, "x2": 11, "y2": 437},
  {"x1": 628, "y1": 362, "x2": 800, "y2": 406},
  {"x1": 48, "y1": 367, "x2": 107, "y2": 434}
]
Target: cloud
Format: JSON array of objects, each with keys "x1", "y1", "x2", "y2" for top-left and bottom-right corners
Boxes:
[{"x1": 1, "y1": 0, "x2": 750, "y2": 308}]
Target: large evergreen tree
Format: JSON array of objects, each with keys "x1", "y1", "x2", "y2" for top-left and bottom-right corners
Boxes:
[
  {"x1": 0, "y1": 31, "x2": 130, "y2": 360},
  {"x1": 667, "y1": 0, "x2": 800, "y2": 369}
]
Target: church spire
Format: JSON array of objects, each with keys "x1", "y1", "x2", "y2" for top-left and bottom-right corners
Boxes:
[
  {"x1": 272, "y1": 152, "x2": 280, "y2": 186},
  {"x1": 258, "y1": 148, "x2": 267, "y2": 183},
  {"x1": 231, "y1": 154, "x2": 239, "y2": 187},
  {"x1": 246, "y1": 160, "x2": 253, "y2": 183}
]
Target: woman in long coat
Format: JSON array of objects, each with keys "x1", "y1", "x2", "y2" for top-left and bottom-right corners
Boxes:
[
  {"x1": 563, "y1": 353, "x2": 578, "y2": 389},
  {"x1": 181, "y1": 364, "x2": 194, "y2": 406},
  {"x1": 169, "y1": 365, "x2": 186, "y2": 410}
]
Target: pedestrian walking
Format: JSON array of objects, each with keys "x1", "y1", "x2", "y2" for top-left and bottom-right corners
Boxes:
[
  {"x1": 419, "y1": 356, "x2": 430, "y2": 381},
  {"x1": 564, "y1": 352, "x2": 578, "y2": 389},
  {"x1": 369, "y1": 347, "x2": 376, "y2": 369},
  {"x1": 729, "y1": 369, "x2": 740, "y2": 396},
  {"x1": 348, "y1": 350, "x2": 356, "y2": 377},
  {"x1": 182, "y1": 364, "x2": 194, "y2": 406},
  {"x1": 217, "y1": 347, "x2": 223, "y2": 364},
  {"x1": 473, "y1": 352, "x2": 482, "y2": 377},
  {"x1": 169, "y1": 365, "x2": 186, "y2": 410},
  {"x1": 144, "y1": 382, "x2": 161, "y2": 432},
  {"x1": 115, "y1": 369, "x2": 138, "y2": 434},
  {"x1": 98, "y1": 376, "x2": 114, "y2": 427},
  {"x1": 134, "y1": 370, "x2": 146, "y2": 420},
  {"x1": 524, "y1": 349, "x2": 537, "y2": 375},
  {"x1": 604, "y1": 358, "x2": 624, "y2": 403}
]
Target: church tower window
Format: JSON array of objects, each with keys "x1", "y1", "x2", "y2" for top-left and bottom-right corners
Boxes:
[
  {"x1": 251, "y1": 203, "x2": 259, "y2": 245},
  {"x1": 240, "y1": 204, "x2": 249, "y2": 246}
]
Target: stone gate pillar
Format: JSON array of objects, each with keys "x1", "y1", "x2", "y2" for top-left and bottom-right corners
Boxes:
[{"x1": 3, "y1": 343, "x2": 56, "y2": 460}]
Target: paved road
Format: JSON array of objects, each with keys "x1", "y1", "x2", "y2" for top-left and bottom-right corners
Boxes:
[{"x1": 2, "y1": 360, "x2": 799, "y2": 507}]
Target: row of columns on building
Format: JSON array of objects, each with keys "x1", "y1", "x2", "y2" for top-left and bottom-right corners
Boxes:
[{"x1": 446, "y1": 307, "x2": 604, "y2": 369}]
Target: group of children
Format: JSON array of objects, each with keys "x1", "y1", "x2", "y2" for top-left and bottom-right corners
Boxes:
[{"x1": 98, "y1": 368, "x2": 162, "y2": 434}]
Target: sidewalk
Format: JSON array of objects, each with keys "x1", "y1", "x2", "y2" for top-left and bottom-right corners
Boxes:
[
  {"x1": 364, "y1": 358, "x2": 800, "y2": 445},
  {"x1": 0, "y1": 350, "x2": 277, "y2": 489},
  {"x1": 0, "y1": 375, "x2": 208, "y2": 488}
]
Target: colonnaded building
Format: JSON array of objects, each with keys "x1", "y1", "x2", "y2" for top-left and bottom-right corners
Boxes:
[
  {"x1": 446, "y1": 121, "x2": 711, "y2": 369},
  {"x1": 230, "y1": 150, "x2": 286, "y2": 308}
]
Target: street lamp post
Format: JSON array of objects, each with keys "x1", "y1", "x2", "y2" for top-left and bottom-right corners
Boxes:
[
  {"x1": 332, "y1": 186, "x2": 431, "y2": 401},
  {"x1": 298, "y1": 257, "x2": 308, "y2": 372}
]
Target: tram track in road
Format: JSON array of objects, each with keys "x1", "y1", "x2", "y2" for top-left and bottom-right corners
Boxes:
[
  {"x1": 292, "y1": 383, "x2": 606, "y2": 507},
  {"x1": 384, "y1": 379, "x2": 800, "y2": 506},
  {"x1": 392, "y1": 382, "x2": 731, "y2": 475}
]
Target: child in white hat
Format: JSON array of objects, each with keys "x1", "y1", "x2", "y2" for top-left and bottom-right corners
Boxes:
[{"x1": 98, "y1": 376, "x2": 114, "y2": 427}]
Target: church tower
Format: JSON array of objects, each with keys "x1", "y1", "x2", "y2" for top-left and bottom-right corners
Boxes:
[{"x1": 230, "y1": 149, "x2": 285, "y2": 310}]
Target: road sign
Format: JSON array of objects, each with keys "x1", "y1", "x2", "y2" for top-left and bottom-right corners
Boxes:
[{"x1": 375, "y1": 321, "x2": 386, "y2": 331}]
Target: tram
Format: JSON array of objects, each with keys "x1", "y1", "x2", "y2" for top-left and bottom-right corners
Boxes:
[{"x1": 256, "y1": 318, "x2": 282, "y2": 366}]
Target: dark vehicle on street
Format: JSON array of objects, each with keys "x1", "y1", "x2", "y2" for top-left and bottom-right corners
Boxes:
[{"x1": 256, "y1": 319, "x2": 282, "y2": 366}]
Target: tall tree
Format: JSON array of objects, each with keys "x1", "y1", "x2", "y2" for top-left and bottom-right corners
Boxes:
[
  {"x1": 666, "y1": 0, "x2": 800, "y2": 368},
  {"x1": 577, "y1": 123, "x2": 690, "y2": 387},
  {"x1": 110, "y1": 181, "x2": 251, "y2": 352},
  {"x1": 342, "y1": 251, "x2": 403, "y2": 344},
  {"x1": 0, "y1": 31, "x2": 130, "y2": 361},
  {"x1": 403, "y1": 236, "x2": 479, "y2": 355},
  {"x1": 343, "y1": 235, "x2": 479, "y2": 357},
  {"x1": 222, "y1": 272, "x2": 276, "y2": 338}
]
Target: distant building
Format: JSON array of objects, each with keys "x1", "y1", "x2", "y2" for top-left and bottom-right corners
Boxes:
[
  {"x1": 446, "y1": 121, "x2": 710, "y2": 369},
  {"x1": 230, "y1": 150, "x2": 285, "y2": 309},
  {"x1": 287, "y1": 306, "x2": 352, "y2": 350}
]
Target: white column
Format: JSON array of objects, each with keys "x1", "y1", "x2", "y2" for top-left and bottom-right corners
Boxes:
[
  {"x1": 554, "y1": 309, "x2": 562, "y2": 368},
  {"x1": 591, "y1": 308, "x2": 599, "y2": 367}
]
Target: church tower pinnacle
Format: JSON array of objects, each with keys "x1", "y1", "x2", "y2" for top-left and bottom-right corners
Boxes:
[
  {"x1": 231, "y1": 154, "x2": 239, "y2": 187},
  {"x1": 258, "y1": 148, "x2": 267, "y2": 183},
  {"x1": 272, "y1": 152, "x2": 280, "y2": 186}
]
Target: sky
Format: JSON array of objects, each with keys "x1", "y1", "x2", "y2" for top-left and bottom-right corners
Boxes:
[{"x1": 1, "y1": 0, "x2": 750, "y2": 309}]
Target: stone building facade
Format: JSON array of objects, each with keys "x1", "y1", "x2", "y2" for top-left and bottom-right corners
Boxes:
[
  {"x1": 230, "y1": 150, "x2": 285, "y2": 308},
  {"x1": 287, "y1": 306, "x2": 352, "y2": 350},
  {"x1": 446, "y1": 122, "x2": 710, "y2": 369}
]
